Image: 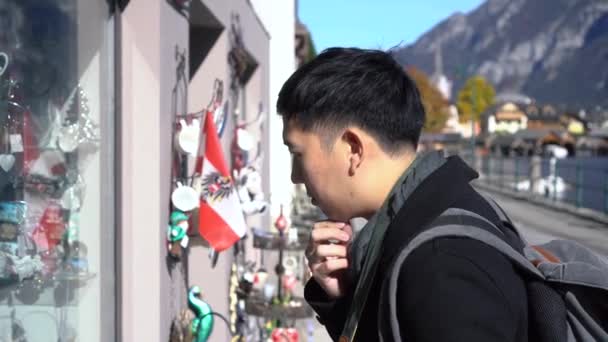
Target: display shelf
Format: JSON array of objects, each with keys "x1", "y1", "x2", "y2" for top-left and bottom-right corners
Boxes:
[
  {"x1": 244, "y1": 295, "x2": 313, "y2": 319},
  {"x1": 252, "y1": 229, "x2": 309, "y2": 251},
  {"x1": 0, "y1": 272, "x2": 95, "y2": 307}
]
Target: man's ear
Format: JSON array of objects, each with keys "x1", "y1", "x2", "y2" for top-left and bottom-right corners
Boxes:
[{"x1": 341, "y1": 129, "x2": 363, "y2": 176}]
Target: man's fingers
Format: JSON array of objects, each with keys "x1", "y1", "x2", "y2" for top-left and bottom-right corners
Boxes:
[
  {"x1": 311, "y1": 227, "x2": 351, "y2": 244},
  {"x1": 313, "y1": 258, "x2": 349, "y2": 275},
  {"x1": 314, "y1": 221, "x2": 346, "y2": 229},
  {"x1": 316, "y1": 244, "x2": 348, "y2": 259}
]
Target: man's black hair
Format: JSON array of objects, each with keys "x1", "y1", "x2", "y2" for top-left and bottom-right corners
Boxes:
[{"x1": 277, "y1": 47, "x2": 425, "y2": 153}]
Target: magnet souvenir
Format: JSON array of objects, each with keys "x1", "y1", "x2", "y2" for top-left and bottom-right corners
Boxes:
[{"x1": 0, "y1": 201, "x2": 26, "y2": 257}]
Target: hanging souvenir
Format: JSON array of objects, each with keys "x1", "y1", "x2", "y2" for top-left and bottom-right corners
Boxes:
[
  {"x1": 3, "y1": 80, "x2": 39, "y2": 173},
  {"x1": 188, "y1": 285, "x2": 214, "y2": 342},
  {"x1": 167, "y1": 211, "x2": 190, "y2": 259},
  {"x1": 253, "y1": 266, "x2": 268, "y2": 291},
  {"x1": 60, "y1": 174, "x2": 85, "y2": 212},
  {"x1": 235, "y1": 261, "x2": 255, "y2": 299},
  {"x1": 0, "y1": 127, "x2": 17, "y2": 196},
  {"x1": 171, "y1": 182, "x2": 199, "y2": 213},
  {"x1": 233, "y1": 165, "x2": 267, "y2": 216},
  {"x1": 0, "y1": 127, "x2": 15, "y2": 172},
  {"x1": 282, "y1": 256, "x2": 297, "y2": 276},
  {"x1": 287, "y1": 226, "x2": 299, "y2": 245},
  {"x1": 27, "y1": 150, "x2": 66, "y2": 179},
  {"x1": 262, "y1": 283, "x2": 275, "y2": 303},
  {"x1": 214, "y1": 101, "x2": 228, "y2": 138},
  {"x1": 63, "y1": 240, "x2": 89, "y2": 277},
  {"x1": 0, "y1": 52, "x2": 8, "y2": 78},
  {"x1": 0, "y1": 153, "x2": 15, "y2": 172},
  {"x1": 208, "y1": 80, "x2": 227, "y2": 137},
  {"x1": 31, "y1": 202, "x2": 65, "y2": 251},
  {"x1": 176, "y1": 118, "x2": 200, "y2": 155},
  {"x1": 274, "y1": 205, "x2": 288, "y2": 233},
  {"x1": 41, "y1": 86, "x2": 100, "y2": 153},
  {"x1": 271, "y1": 328, "x2": 299, "y2": 342},
  {"x1": 281, "y1": 274, "x2": 297, "y2": 301}
]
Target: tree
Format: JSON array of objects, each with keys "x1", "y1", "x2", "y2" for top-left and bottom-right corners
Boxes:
[
  {"x1": 406, "y1": 66, "x2": 449, "y2": 133},
  {"x1": 307, "y1": 36, "x2": 317, "y2": 63},
  {"x1": 456, "y1": 76, "x2": 496, "y2": 123}
]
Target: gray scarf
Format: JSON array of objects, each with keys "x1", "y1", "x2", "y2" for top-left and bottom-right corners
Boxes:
[{"x1": 348, "y1": 151, "x2": 447, "y2": 282}]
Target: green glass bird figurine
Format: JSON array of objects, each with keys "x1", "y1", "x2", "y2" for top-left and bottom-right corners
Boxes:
[{"x1": 188, "y1": 285, "x2": 213, "y2": 342}]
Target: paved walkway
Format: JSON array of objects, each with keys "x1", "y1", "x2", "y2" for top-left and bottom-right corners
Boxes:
[{"x1": 479, "y1": 188, "x2": 608, "y2": 255}]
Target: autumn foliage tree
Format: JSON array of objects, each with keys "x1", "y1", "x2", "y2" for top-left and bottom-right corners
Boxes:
[
  {"x1": 405, "y1": 66, "x2": 449, "y2": 133},
  {"x1": 456, "y1": 76, "x2": 496, "y2": 123}
]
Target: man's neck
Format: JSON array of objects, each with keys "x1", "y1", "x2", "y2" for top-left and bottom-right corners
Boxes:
[{"x1": 362, "y1": 152, "x2": 417, "y2": 219}]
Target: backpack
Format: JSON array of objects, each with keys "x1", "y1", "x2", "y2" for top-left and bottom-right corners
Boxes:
[{"x1": 385, "y1": 196, "x2": 608, "y2": 342}]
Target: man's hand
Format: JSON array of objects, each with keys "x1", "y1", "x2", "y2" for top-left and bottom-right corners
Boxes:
[{"x1": 305, "y1": 221, "x2": 353, "y2": 299}]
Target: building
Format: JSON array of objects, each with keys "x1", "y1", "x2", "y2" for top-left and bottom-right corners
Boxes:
[
  {"x1": 0, "y1": 0, "x2": 304, "y2": 341},
  {"x1": 487, "y1": 102, "x2": 528, "y2": 135}
]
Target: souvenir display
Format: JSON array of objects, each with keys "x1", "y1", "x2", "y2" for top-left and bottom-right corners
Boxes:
[
  {"x1": 0, "y1": 2, "x2": 98, "y2": 315},
  {"x1": 167, "y1": 49, "x2": 199, "y2": 259},
  {"x1": 0, "y1": 1, "x2": 113, "y2": 341}
]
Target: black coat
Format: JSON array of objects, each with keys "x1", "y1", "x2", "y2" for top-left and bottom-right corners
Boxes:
[{"x1": 305, "y1": 156, "x2": 529, "y2": 342}]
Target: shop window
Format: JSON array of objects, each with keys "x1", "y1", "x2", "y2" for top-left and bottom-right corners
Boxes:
[{"x1": 0, "y1": 1, "x2": 115, "y2": 341}]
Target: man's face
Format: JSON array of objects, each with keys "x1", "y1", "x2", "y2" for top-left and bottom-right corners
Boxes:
[{"x1": 283, "y1": 119, "x2": 352, "y2": 221}]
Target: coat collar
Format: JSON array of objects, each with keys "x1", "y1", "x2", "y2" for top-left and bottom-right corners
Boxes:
[{"x1": 379, "y1": 155, "x2": 479, "y2": 265}]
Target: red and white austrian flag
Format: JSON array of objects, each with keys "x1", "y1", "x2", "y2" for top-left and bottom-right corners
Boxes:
[{"x1": 197, "y1": 111, "x2": 247, "y2": 251}]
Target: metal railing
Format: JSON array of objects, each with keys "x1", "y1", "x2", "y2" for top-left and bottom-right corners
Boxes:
[{"x1": 464, "y1": 154, "x2": 608, "y2": 214}]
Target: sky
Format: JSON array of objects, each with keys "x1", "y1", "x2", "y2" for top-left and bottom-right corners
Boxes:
[{"x1": 298, "y1": 0, "x2": 484, "y2": 52}]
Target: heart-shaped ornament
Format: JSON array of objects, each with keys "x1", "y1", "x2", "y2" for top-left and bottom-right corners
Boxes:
[
  {"x1": 0, "y1": 154, "x2": 15, "y2": 172},
  {"x1": 0, "y1": 52, "x2": 8, "y2": 77}
]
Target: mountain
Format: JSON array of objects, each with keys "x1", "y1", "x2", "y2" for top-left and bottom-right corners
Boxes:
[{"x1": 394, "y1": 0, "x2": 608, "y2": 110}]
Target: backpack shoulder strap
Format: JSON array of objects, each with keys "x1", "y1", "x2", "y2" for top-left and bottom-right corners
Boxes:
[
  {"x1": 386, "y1": 215, "x2": 545, "y2": 342},
  {"x1": 479, "y1": 192, "x2": 513, "y2": 225}
]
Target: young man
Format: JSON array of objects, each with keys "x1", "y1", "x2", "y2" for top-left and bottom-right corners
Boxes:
[{"x1": 277, "y1": 48, "x2": 528, "y2": 341}]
